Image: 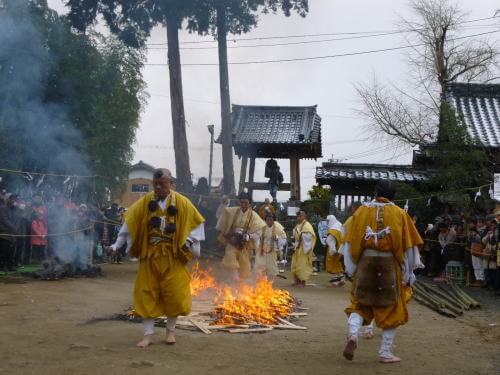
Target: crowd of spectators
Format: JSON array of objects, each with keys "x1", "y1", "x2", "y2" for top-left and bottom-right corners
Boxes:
[
  {"x1": 0, "y1": 190, "x2": 127, "y2": 272},
  {"x1": 419, "y1": 213, "x2": 500, "y2": 295}
]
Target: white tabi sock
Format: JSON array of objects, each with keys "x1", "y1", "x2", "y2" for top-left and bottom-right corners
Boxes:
[
  {"x1": 143, "y1": 318, "x2": 155, "y2": 336},
  {"x1": 363, "y1": 320, "x2": 374, "y2": 334},
  {"x1": 347, "y1": 313, "x2": 363, "y2": 340},
  {"x1": 166, "y1": 317, "x2": 177, "y2": 332},
  {"x1": 379, "y1": 328, "x2": 397, "y2": 358}
]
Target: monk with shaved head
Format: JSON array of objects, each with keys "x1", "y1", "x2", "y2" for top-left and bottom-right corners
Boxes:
[{"x1": 111, "y1": 168, "x2": 205, "y2": 347}]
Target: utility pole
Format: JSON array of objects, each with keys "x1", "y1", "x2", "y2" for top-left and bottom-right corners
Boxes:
[{"x1": 207, "y1": 124, "x2": 215, "y2": 190}]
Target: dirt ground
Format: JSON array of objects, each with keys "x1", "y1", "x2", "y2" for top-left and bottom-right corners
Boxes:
[{"x1": 0, "y1": 259, "x2": 499, "y2": 375}]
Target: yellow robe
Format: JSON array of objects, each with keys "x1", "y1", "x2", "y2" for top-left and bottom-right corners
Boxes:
[
  {"x1": 342, "y1": 216, "x2": 353, "y2": 244},
  {"x1": 218, "y1": 207, "x2": 265, "y2": 279},
  {"x1": 325, "y1": 228, "x2": 344, "y2": 275},
  {"x1": 291, "y1": 220, "x2": 317, "y2": 282},
  {"x1": 257, "y1": 204, "x2": 276, "y2": 220},
  {"x1": 345, "y1": 199, "x2": 423, "y2": 329},
  {"x1": 125, "y1": 191, "x2": 204, "y2": 318},
  {"x1": 255, "y1": 221, "x2": 286, "y2": 277}
]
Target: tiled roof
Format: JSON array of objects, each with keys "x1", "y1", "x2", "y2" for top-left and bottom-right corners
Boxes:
[
  {"x1": 444, "y1": 82, "x2": 500, "y2": 147},
  {"x1": 131, "y1": 160, "x2": 156, "y2": 172},
  {"x1": 218, "y1": 104, "x2": 322, "y2": 158},
  {"x1": 315, "y1": 163, "x2": 429, "y2": 183}
]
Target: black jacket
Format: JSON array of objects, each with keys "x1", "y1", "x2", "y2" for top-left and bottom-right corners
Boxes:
[{"x1": 0, "y1": 203, "x2": 19, "y2": 243}]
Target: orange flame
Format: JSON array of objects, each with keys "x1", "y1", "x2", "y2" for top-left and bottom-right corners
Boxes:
[
  {"x1": 129, "y1": 265, "x2": 297, "y2": 327},
  {"x1": 212, "y1": 278, "x2": 296, "y2": 325},
  {"x1": 190, "y1": 261, "x2": 217, "y2": 296}
]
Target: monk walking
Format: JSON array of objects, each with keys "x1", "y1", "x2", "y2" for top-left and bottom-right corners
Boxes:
[
  {"x1": 217, "y1": 192, "x2": 264, "y2": 281},
  {"x1": 291, "y1": 211, "x2": 316, "y2": 287},
  {"x1": 325, "y1": 214, "x2": 345, "y2": 286},
  {"x1": 111, "y1": 169, "x2": 205, "y2": 347},
  {"x1": 342, "y1": 180, "x2": 423, "y2": 363}
]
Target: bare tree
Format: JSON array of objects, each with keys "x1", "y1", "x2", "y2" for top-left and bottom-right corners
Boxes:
[
  {"x1": 356, "y1": 0, "x2": 499, "y2": 146},
  {"x1": 356, "y1": 78, "x2": 436, "y2": 146}
]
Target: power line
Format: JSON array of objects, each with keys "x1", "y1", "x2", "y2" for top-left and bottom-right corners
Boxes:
[
  {"x1": 321, "y1": 113, "x2": 361, "y2": 119},
  {"x1": 149, "y1": 92, "x2": 219, "y2": 105},
  {"x1": 147, "y1": 31, "x2": 404, "y2": 50},
  {"x1": 378, "y1": 148, "x2": 413, "y2": 163},
  {"x1": 146, "y1": 15, "x2": 499, "y2": 46},
  {"x1": 147, "y1": 30, "x2": 399, "y2": 46},
  {"x1": 144, "y1": 30, "x2": 500, "y2": 67},
  {"x1": 333, "y1": 144, "x2": 400, "y2": 161},
  {"x1": 146, "y1": 44, "x2": 416, "y2": 66},
  {"x1": 147, "y1": 23, "x2": 500, "y2": 51},
  {"x1": 138, "y1": 145, "x2": 211, "y2": 151},
  {"x1": 323, "y1": 138, "x2": 371, "y2": 146},
  {"x1": 149, "y1": 93, "x2": 364, "y2": 121}
]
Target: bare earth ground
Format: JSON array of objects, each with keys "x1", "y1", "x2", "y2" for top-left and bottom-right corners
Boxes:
[{"x1": 0, "y1": 259, "x2": 499, "y2": 375}]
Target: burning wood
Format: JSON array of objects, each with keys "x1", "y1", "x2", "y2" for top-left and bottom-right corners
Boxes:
[
  {"x1": 190, "y1": 261, "x2": 216, "y2": 297},
  {"x1": 211, "y1": 278, "x2": 298, "y2": 326},
  {"x1": 119, "y1": 264, "x2": 307, "y2": 334}
]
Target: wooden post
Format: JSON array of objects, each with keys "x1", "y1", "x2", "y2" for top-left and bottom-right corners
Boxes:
[
  {"x1": 296, "y1": 159, "x2": 301, "y2": 201},
  {"x1": 248, "y1": 158, "x2": 255, "y2": 200},
  {"x1": 290, "y1": 158, "x2": 300, "y2": 201},
  {"x1": 238, "y1": 156, "x2": 248, "y2": 195},
  {"x1": 207, "y1": 125, "x2": 214, "y2": 189}
]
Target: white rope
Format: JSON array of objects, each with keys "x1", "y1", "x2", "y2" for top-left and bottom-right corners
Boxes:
[{"x1": 364, "y1": 226, "x2": 391, "y2": 245}]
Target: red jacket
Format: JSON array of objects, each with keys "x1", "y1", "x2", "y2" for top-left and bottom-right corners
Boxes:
[{"x1": 31, "y1": 220, "x2": 48, "y2": 246}]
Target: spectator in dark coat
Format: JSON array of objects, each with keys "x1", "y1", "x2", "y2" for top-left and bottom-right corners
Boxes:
[{"x1": 0, "y1": 194, "x2": 19, "y2": 271}]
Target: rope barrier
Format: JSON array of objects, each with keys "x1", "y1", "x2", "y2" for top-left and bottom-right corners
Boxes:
[
  {"x1": 0, "y1": 225, "x2": 94, "y2": 238},
  {"x1": 0, "y1": 166, "x2": 494, "y2": 208},
  {"x1": 0, "y1": 168, "x2": 98, "y2": 179}
]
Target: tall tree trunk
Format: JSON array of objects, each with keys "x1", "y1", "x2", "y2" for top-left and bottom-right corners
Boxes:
[
  {"x1": 166, "y1": 16, "x2": 192, "y2": 192},
  {"x1": 216, "y1": 4, "x2": 235, "y2": 195}
]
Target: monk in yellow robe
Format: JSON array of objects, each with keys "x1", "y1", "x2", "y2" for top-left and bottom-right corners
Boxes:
[
  {"x1": 217, "y1": 192, "x2": 265, "y2": 281},
  {"x1": 291, "y1": 211, "x2": 317, "y2": 287},
  {"x1": 340, "y1": 201, "x2": 362, "y2": 248},
  {"x1": 325, "y1": 214, "x2": 345, "y2": 286},
  {"x1": 254, "y1": 213, "x2": 287, "y2": 280},
  {"x1": 342, "y1": 201, "x2": 375, "y2": 338},
  {"x1": 257, "y1": 198, "x2": 276, "y2": 219},
  {"x1": 342, "y1": 181, "x2": 423, "y2": 363},
  {"x1": 111, "y1": 169, "x2": 205, "y2": 347}
]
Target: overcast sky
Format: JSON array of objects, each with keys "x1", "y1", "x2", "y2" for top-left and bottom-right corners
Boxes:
[{"x1": 47, "y1": 0, "x2": 499, "y2": 201}]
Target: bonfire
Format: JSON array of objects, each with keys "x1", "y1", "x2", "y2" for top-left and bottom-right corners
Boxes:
[
  {"x1": 190, "y1": 261, "x2": 216, "y2": 297},
  {"x1": 211, "y1": 278, "x2": 296, "y2": 325},
  {"x1": 122, "y1": 263, "x2": 306, "y2": 333}
]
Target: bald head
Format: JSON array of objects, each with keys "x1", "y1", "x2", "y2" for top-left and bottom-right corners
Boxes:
[
  {"x1": 153, "y1": 169, "x2": 173, "y2": 200},
  {"x1": 153, "y1": 168, "x2": 172, "y2": 179},
  {"x1": 297, "y1": 210, "x2": 306, "y2": 223}
]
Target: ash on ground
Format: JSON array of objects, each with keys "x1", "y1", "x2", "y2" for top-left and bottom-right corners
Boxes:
[{"x1": 23, "y1": 257, "x2": 102, "y2": 280}]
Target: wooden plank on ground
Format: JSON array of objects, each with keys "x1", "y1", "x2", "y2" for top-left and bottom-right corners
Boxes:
[
  {"x1": 190, "y1": 319, "x2": 212, "y2": 334},
  {"x1": 176, "y1": 320, "x2": 194, "y2": 326},
  {"x1": 268, "y1": 324, "x2": 307, "y2": 330},
  {"x1": 207, "y1": 324, "x2": 250, "y2": 330},
  {"x1": 277, "y1": 317, "x2": 304, "y2": 328},
  {"x1": 289, "y1": 312, "x2": 308, "y2": 317},
  {"x1": 228, "y1": 328, "x2": 273, "y2": 334}
]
